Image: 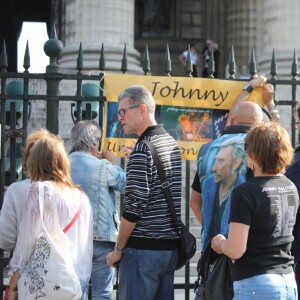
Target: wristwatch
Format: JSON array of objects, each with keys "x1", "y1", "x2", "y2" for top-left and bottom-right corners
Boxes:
[{"x1": 243, "y1": 84, "x2": 254, "y2": 93}]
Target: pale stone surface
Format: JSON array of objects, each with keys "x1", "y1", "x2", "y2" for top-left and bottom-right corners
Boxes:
[{"x1": 59, "y1": 0, "x2": 142, "y2": 74}]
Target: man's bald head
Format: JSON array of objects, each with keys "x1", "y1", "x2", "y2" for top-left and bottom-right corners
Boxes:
[{"x1": 230, "y1": 101, "x2": 264, "y2": 126}]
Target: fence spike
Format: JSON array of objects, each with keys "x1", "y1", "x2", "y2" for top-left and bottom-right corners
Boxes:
[
  {"x1": 228, "y1": 46, "x2": 236, "y2": 79},
  {"x1": 207, "y1": 46, "x2": 215, "y2": 78},
  {"x1": 270, "y1": 49, "x2": 277, "y2": 78},
  {"x1": 43, "y1": 23, "x2": 64, "y2": 70},
  {"x1": 50, "y1": 23, "x2": 58, "y2": 39},
  {"x1": 143, "y1": 43, "x2": 150, "y2": 75},
  {"x1": 291, "y1": 49, "x2": 298, "y2": 78},
  {"x1": 23, "y1": 40, "x2": 31, "y2": 72},
  {"x1": 0, "y1": 39, "x2": 8, "y2": 71},
  {"x1": 249, "y1": 48, "x2": 257, "y2": 78},
  {"x1": 164, "y1": 44, "x2": 172, "y2": 76},
  {"x1": 77, "y1": 42, "x2": 83, "y2": 73},
  {"x1": 99, "y1": 43, "x2": 105, "y2": 71},
  {"x1": 121, "y1": 44, "x2": 128, "y2": 74},
  {"x1": 185, "y1": 44, "x2": 193, "y2": 77}
]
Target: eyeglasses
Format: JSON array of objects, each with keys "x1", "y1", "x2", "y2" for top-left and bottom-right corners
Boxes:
[
  {"x1": 295, "y1": 121, "x2": 300, "y2": 129},
  {"x1": 244, "y1": 143, "x2": 248, "y2": 152},
  {"x1": 117, "y1": 104, "x2": 140, "y2": 118}
]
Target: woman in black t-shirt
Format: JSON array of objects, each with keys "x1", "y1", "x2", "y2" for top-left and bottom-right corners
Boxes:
[{"x1": 212, "y1": 121, "x2": 299, "y2": 299}]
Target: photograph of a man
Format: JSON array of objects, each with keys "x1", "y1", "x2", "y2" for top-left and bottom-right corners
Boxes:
[{"x1": 201, "y1": 137, "x2": 247, "y2": 249}]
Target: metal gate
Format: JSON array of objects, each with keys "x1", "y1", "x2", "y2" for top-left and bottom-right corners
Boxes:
[{"x1": 1, "y1": 25, "x2": 300, "y2": 300}]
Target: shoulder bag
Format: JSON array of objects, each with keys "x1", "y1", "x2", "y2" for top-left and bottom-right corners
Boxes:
[
  {"x1": 195, "y1": 238, "x2": 234, "y2": 300},
  {"x1": 18, "y1": 182, "x2": 83, "y2": 300},
  {"x1": 142, "y1": 140, "x2": 196, "y2": 270}
]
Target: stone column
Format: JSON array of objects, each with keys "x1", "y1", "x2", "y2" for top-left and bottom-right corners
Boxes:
[
  {"x1": 257, "y1": 0, "x2": 300, "y2": 77},
  {"x1": 256, "y1": 0, "x2": 300, "y2": 140},
  {"x1": 225, "y1": 0, "x2": 255, "y2": 77},
  {"x1": 59, "y1": 0, "x2": 141, "y2": 73}
]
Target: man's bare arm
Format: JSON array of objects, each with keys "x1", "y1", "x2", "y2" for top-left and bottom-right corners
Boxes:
[
  {"x1": 106, "y1": 217, "x2": 136, "y2": 267},
  {"x1": 189, "y1": 189, "x2": 202, "y2": 224}
]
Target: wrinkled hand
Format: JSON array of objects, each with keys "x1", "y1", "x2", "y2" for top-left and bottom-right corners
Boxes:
[
  {"x1": 106, "y1": 250, "x2": 122, "y2": 268},
  {"x1": 249, "y1": 75, "x2": 267, "y2": 88},
  {"x1": 263, "y1": 83, "x2": 275, "y2": 107},
  {"x1": 124, "y1": 140, "x2": 136, "y2": 158},
  {"x1": 101, "y1": 149, "x2": 115, "y2": 164},
  {"x1": 211, "y1": 234, "x2": 226, "y2": 254},
  {"x1": 124, "y1": 146, "x2": 133, "y2": 158}
]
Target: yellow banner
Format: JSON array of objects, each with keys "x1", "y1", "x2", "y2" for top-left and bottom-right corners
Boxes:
[{"x1": 103, "y1": 73, "x2": 264, "y2": 160}]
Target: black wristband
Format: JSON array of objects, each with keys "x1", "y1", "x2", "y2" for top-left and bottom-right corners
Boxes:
[{"x1": 243, "y1": 84, "x2": 254, "y2": 93}]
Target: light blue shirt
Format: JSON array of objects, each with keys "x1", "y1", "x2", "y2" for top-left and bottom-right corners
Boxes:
[{"x1": 70, "y1": 151, "x2": 126, "y2": 242}]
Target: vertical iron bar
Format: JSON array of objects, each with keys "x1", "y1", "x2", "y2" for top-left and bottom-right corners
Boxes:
[
  {"x1": 43, "y1": 24, "x2": 63, "y2": 134},
  {"x1": 207, "y1": 46, "x2": 215, "y2": 78},
  {"x1": 9, "y1": 102, "x2": 16, "y2": 184},
  {"x1": 121, "y1": 44, "x2": 128, "y2": 74},
  {"x1": 291, "y1": 49, "x2": 298, "y2": 147},
  {"x1": 228, "y1": 46, "x2": 236, "y2": 79},
  {"x1": 164, "y1": 44, "x2": 172, "y2": 76},
  {"x1": 185, "y1": 160, "x2": 191, "y2": 300},
  {"x1": 143, "y1": 44, "x2": 150, "y2": 75},
  {"x1": 185, "y1": 45, "x2": 193, "y2": 77},
  {"x1": 0, "y1": 73, "x2": 6, "y2": 300},
  {"x1": 249, "y1": 48, "x2": 257, "y2": 79},
  {"x1": 76, "y1": 43, "x2": 83, "y2": 122},
  {"x1": 22, "y1": 43, "x2": 30, "y2": 178}
]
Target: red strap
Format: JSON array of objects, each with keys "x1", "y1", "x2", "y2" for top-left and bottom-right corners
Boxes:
[{"x1": 63, "y1": 194, "x2": 83, "y2": 233}]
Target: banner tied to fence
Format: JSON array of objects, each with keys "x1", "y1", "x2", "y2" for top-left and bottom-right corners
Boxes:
[{"x1": 103, "y1": 73, "x2": 263, "y2": 160}]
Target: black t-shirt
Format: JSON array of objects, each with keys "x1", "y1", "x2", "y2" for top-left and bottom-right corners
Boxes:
[
  {"x1": 207, "y1": 189, "x2": 228, "y2": 239},
  {"x1": 230, "y1": 175, "x2": 299, "y2": 281}
]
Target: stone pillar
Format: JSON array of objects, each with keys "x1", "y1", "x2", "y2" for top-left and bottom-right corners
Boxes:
[
  {"x1": 59, "y1": 0, "x2": 141, "y2": 73},
  {"x1": 257, "y1": 0, "x2": 300, "y2": 77},
  {"x1": 256, "y1": 0, "x2": 300, "y2": 141},
  {"x1": 226, "y1": 1, "x2": 255, "y2": 77}
]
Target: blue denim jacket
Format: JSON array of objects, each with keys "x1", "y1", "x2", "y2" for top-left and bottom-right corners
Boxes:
[{"x1": 70, "y1": 151, "x2": 126, "y2": 242}]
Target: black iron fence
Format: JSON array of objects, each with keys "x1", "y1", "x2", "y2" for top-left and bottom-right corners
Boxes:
[{"x1": 1, "y1": 24, "x2": 300, "y2": 300}]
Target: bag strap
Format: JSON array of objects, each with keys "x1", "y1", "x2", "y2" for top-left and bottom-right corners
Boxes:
[
  {"x1": 63, "y1": 193, "x2": 83, "y2": 233},
  {"x1": 142, "y1": 139, "x2": 180, "y2": 233},
  {"x1": 38, "y1": 182, "x2": 83, "y2": 233}
]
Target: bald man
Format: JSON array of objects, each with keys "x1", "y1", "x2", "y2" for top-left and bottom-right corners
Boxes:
[
  {"x1": 192, "y1": 76, "x2": 280, "y2": 299},
  {"x1": 190, "y1": 76, "x2": 280, "y2": 252}
]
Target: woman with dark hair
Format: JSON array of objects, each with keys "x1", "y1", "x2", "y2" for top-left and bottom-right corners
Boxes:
[{"x1": 212, "y1": 121, "x2": 299, "y2": 299}]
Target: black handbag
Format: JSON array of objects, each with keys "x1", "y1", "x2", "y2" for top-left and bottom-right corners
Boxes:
[
  {"x1": 195, "y1": 238, "x2": 234, "y2": 300},
  {"x1": 142, "y1": 140, "x2": 196, "y2": 270}
]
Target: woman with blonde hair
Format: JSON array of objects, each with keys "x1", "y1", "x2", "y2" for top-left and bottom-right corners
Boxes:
[
  {"x1": 7, "y1": 130, "x2": 93, "y2": 300},
  {"x1": 0, "y1": 128, "x2": 50, "y2": 251},
  {"x1": 212, "y1": 121, "x2": 299, "y2": 299}
]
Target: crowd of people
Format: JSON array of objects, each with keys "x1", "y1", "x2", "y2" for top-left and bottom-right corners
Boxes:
[
  {"x1": 0, "y1": 75, "x2": 299, "y2": 300},
  {"x1": 179, "y1": 39, "x2": 220, "y2": 78}
]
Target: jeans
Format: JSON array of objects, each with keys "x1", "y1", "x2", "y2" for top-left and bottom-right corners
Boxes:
[
  {"x1": 194, "y1": 270, "x2": 212, "y2": 300},
  {"x1": 91, "y1": 241, "x2": 115, "y2": 300},
  {"x1": 233, "y1": 273, "x2": 297, "y2": 299},
  {"x1": 118, "y1": 247, "x2": 178, "y2": 300}
]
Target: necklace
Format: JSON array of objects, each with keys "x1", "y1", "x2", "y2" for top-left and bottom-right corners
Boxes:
[{"x1": 218, "y1": 186, "x2": 231, "y2": 206}]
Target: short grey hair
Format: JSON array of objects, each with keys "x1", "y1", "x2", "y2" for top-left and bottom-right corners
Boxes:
[
  {"x1": 118, "y1": 85, "x2": 155, "y2": 114},
  {"x1": 220, "y1": 137, "x2": 247, "y2": 174},
  {"x1": 71, "y1": 120, "x2": 102, "y2": 152}
]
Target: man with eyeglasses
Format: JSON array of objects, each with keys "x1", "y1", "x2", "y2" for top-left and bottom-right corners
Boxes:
[
  {"x1": 286, "y1": 105, "x2": 300, "y2": 299},
  {"x1": 106, "y1": 85, "x2": 182, "y2": 300}
]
